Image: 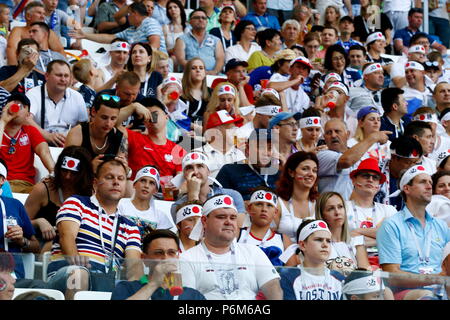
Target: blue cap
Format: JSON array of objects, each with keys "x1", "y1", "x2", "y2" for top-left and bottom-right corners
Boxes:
[
  {"x1": 268, "y1": 112, "x2": 302, "y2": 129},
  {"x1": 357, "y1": 106, "x2": 380, "y2": 120}
]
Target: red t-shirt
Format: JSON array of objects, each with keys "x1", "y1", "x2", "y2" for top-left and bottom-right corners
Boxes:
[
  {"x1": 1, "y1": 125, "x2": 46, "y2": 184},
  {"x1": 127, "y1": 129, "x2": 186, "y2": 179},
  {"x1": 211, "y1": 78, "x2": 255, "y2": 104}
]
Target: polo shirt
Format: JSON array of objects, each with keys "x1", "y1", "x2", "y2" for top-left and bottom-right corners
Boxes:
[
  {"x1": 127, "y1": 128, "x2": 186, "y2": 179},
  {"x1": 377, "y1": 206, "x2": 450, "y2": 274},
  {"x1": 393, "y1": 27, "x2": 437, "y2": 48},
  {"x1": 47, "y1": 195, "x2": 142, "y2": 275},
  {"x1": 152, "y1": 3, "x2": 170, "y2": 26},
  {"x1": 115, "y1": 17, "x2": 167, "y2": 53},
  {"x1": 241, "y1": 12, "x2": 280, "y2": 31},
  {"x1": 26, "y1": 85, "x2": 88, "y2": 133}
]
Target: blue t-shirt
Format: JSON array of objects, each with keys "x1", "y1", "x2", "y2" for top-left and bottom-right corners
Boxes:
[
  {"x1": 111, "y1": 280, "x2": 206, "y2": 300},
  {"x1": 216, "y1": 164, "x2": 280, "y2": 200},
  {"x1": 0, "y1": 196, "x2": 35, "y2": 278},
  {"x1": 241, "y1": 12, "x2": 281, "y2": 31},
  {"x1": 393, "y1": 28, "x2": 438, "y2": 48},
  {"x1": 377, "y1": 207, "x2": 450, "y2": 275},
  {"x1": 335, "y1": 39, "x2": 363, "y2": 53}
]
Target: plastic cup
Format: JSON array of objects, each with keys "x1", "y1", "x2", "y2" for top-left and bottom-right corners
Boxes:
[
  {"x1": 9, "y1": 104, "x2": 20, "y2": 113},
  {"x1": 160, "y1": 176, "x2": 175, "y2": 201},
  {"x1": 168, "y1": 91, "x2": 179, "y2": 100},
  {"x1": 260, "y1": 79, "x2": 269, "y2": 89},
  {"x1": 164, "y1": 272, "x2": 183, "y2": 296}
]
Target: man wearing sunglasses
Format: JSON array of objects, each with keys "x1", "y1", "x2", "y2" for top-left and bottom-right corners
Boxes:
[
  {"x1": 111, "y1": 229, "x2": 205, "y2": 300},
  {"x1": 348, "y1": 63, "x2": 385, "y2": 117},
  {"x1": 268, "y1": 111, "x2": 301, "y2": 166},
  {"x1": 0, "y1": 92, "x2": 55, "y2": 193}
]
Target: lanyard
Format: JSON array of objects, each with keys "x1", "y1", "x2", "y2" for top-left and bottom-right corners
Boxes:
[
  {"x1": 97, "y1": 206, "x2": 119, "y2": 272},
  {"x1": 186, "y1": 99, "x2": 203, "y2": 117},
  {"x1": 407, "y1": 222, "x2": 432, "y2": 265},
  {"x1": 201, "y1": 241, "x2": 239, "y2": 298},
  {"x1": 142, "y1": 73, "x2": 150, "y2": 96},
  {"x1": 351, "y1": 201, "x2": 376, "y2": 229},
  {"x1": 39, "y1": 50, "x2": 53, "y2": 72},
  {"x1": 1, "y1": 198, "x2": 8, "y2": 251},
  {"x1": 255, "y1": 14, "x2": 269, "y2": 29},
  {"x1": 247, "y1": 163, "x2": 269, "y2": 187},
  {"x1": 219, "y1": 27, "x2": 233, "y2": 50}
]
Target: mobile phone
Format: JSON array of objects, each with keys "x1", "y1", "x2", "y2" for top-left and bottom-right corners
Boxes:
[
  {"x1": 317, "y1": 139, "x2": 326, "y2": 146},
  {"x1": 102, "y1": 154, "x2": 116, "y2": 161},
  {"x1": 150, "y1": 111, "x2": 158, "y2": 123}
]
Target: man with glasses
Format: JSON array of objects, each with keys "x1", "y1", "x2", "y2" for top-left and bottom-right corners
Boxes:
[
  {"x1": 111, "y1": 229, "x2": 206, "y2": 300},
  {"x1": 268, "y1": 111, "x2": 301, "y2": 165},
  {"x1": 348, "y1": 63, "x2": 385, "y2": 116},
  {"x1": 0, "y1": 93, "x2": 55, "y2": 193},
  {"x1": 174, "y1": 8, "x2": 224, "y2": 75}
]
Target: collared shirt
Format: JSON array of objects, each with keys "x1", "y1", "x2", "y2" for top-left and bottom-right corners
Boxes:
[
  {"x1": 380, "y1": 114, "x2": 408, "y2": 142},
  {"x1": 377, "y1": 206, "x2": 450, "y2": 274},
  {"x1": 241, "y1": 12, "x2": 280, "y2": 31},
  {"x1": 26, "y1": 84, "x2": 88, "y2": 133},
  {"x1": 179, "y1": 31, "x2": 220, "y2": 71},
  {"x1": 393, "y1": 27, "x2": 437, "y2": 47},
  {"x1": 193, "y1": 143, "x2": 246, "y2": 178},
  {"x1": 115, "y1": 17, "x2": 167, "y2": 53},
  {"x1": 225, "y1": 42, "x2": 261, "y2": 64},
  {"x1": 152, "y1": 3, "x2": 170, "y2": 26},
  {"x1": 206, "y1": 7, "x2": 221, "y2": 32}
]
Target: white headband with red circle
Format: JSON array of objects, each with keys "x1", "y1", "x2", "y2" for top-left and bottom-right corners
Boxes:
[
  {"x1": 133, "y1": 166, "x2": 160, "y2": 189},
  {"x1": 162, "y1": 76, "x2": 182, "y2": 88},
  {"x1": 249, "y1": 190, "x2": 277, "y2": 206},
  {"x1": 389, "y1": 165, "x2": 431, "y2": 198},
  {"x1": 363, "y1": 63, "x2": 383, "y2": 76},
  {"x1": 218, "y1": 84, "x2": 236, "y2": 96},
  {"x1": 300, "y1": 117, "x2": 321, "y2": 128},
  {"x1": 61, "y1": 156, "x2": 81, "y2": 172},
  {"x1": 413, "y1": 113, "x2": 438, "y2": 124},
  {"x1": 110, "y1": 41, "x2": 130, "y2": 52},
  {"x1": 405, "y1": 61, "x2": 424, "y2": 71},
  {"x1": 176, "y1": 203, "x2": 203, "y2": 224}
]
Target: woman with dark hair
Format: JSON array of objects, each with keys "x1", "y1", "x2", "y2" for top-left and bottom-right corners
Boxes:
[
  {"x1": 225, "y1": 20, "x2": 260, "y2": 63},
  {"x1": 323, "y1": 44, "x2": 361, "y2": 87},
  {"x1": 24, "y1": 146, "x2": 94, "y2": 252},
  {"x1": 127, "y1": 42, "x2": 163, "y2": 98},
  {"x1": 275, "y1": 151, "x2": 319, "y2": 242},
  {"x1": 162, "y1": 0, "x2": 187, "y2": 68},
  {"x1": 426, "y1": 170, "x2": 450, "y2": 226},
  {"x1": 247, "y1": 28, "x2": 282, "y2": 73},
  {"x1": 295, "y1": 107, "x2": 325, "y2": 153}
]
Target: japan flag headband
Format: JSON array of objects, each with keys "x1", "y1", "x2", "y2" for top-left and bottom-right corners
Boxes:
[
  {"x1": 218, "y1": 84, "x2": 236, "y2": 96},
  {"x1": 176, "y1": 203, "x2": 203, "y2": 224},
  {"x1": 363, "y1": 63, "x2": 383, "y2": 76},
  {"x1": 242, "y1": 190, "x2": 278, "y2": 228},
  {"x1": 324, "y1": 72, "x2": 342, "y2": 84},
  {"x1": 366, "y1": 32, "x2": 385, "y2": 45},
  {"x1": 300, "y1": 117, "x2": 321, "y2": 128},
  {"x1": 133, "y1": 166, "x2": 160, "y2": 189},
  {"x1": 110, "y1": 41, "x2": 130, "y2": 52},
  {"x1": 260, "y1": 88, "x2": 280, "y2": 100},
  {"x1": 255, "y1": 105, "x2": 282, "y2": 116},
  {"x1": 405, "y1": 61, "x2": 424, "y2": 71},
  {"x1": 413, "y1": 113, "x2": 438, "y2": 124},
  {"x1": 162, "y1": 76, "x2": 182, "y2": 89},
  {"x1": 189, "y1": 195, "x2": 237, "y2": 241},
  {"x1": 436, "y1": 149, "x2": 450, "y2": 168},
  {"x1": 389, "y1": 165, "x2": 431, "y2": 198},
  {"x1": 61, "y1": 156, "x2": 81, "y2": 172},
  {"x1": 408, "y1": 45, "x2": 426, "y2": 54},
  {"x1": 279, "y1": 220, "x2": 331, "y2": 263},
  {"x1": 328, "y1": 81, "x2": 349, "y2": 96},
  {"x1": 342, "y1": 273, "x2": 385, "y2": 297}
]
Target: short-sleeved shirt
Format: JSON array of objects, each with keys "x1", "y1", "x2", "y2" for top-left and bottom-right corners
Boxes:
[
  {"x1": 26, "y1": 85, "x2": 89, "y2": 134},
  {"x1": 247, "y1": 51, "x2": 274, "y2": 73},
  {"x1": 377, "y1": 206, "x2": 450, "y2": 275},
  {"x1": 152, "y1": 3, "x2": 170, "y2": 26},
  {"x1": 206, "y1": 7, "x2": 221, "y2": 32},
  {"x1": 241, "y1": 12, "x2": 281, "y2": 31},
  {"x1": 35, "y1": 50, "x2": 68, "y2": 73},
  {"x1": 0, "y1": 66, "x2": 45, "y2": 94},
  {"x1": 216, "y1": 163, "x2": 280, "y2": 200},
  {"x1": 393, "y1": 27, "x2": 437, "y2": 48},
  {"x1": 95, "y1": 2, "x2": 128, "y2": 34},
  {"x1": 115, "y1": 17, "x2": 167, "y2": 53},
  {"x1": 127, "y1": 128, "x2": 186, "y2": 179},
  {"x1": 44, "y1": 9, "x2": 69, "y2": 38},
  {"x1": 48, "y1": 195, "x2": 142, "y2": 275},
  {"x1": 179, "y1": 31, "x2": 220, "y2": 71},
  {"x1": 0, "y1": 125, "x2": 46, "y2": 183},
  {"x1": 335, "y1": 38, "x2": 363, "y2": 53},
  {"x1": 317, "y1": 149, "x2": 356, "y2": 200},
  {"x1": 0, "y1": 196, "x2": 35, "y2": 278},
  {"x1": 225, "y1": 42, "x2": 261, "y2": 64},
  {"x1": 180, "y1": 243, "x2": 280, "y2": 300}
]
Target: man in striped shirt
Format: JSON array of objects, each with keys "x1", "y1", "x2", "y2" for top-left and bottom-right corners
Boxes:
[{"x1": 46, "y1": 159, "x2": 143, "y2": 299}]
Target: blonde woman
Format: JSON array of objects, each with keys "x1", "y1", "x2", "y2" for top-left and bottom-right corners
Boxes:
[
  {"x1": 202, "y1": 81, "x2": 241, "y2": 131},
  {"x1": 180, "y1": 57, "x2": 211, "y2": 122},
  {"x1": 315, "y1": 191, "x2": 371, "y2": 275}
]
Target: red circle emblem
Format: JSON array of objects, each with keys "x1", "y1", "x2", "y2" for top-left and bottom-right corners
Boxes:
[
  {"x1": 406, "y1": 63, "x2": 410, "y2": 68},
  {"x1": 224, "y1": 86, "x2": 230, "y2": 91},
  {"x1": 224, "y1": 197, "x2": 232, "y2": 205},
  {"x1": 411, "y1": 150, "x2": 418, "y2": 157},
  {"x1": 67, "y1": 160, "x2": 75, "y2": 168},
  {"x1": 192, "y1": 206, "x2": 200, "y2": 214},
  {"x1": 265, "y1": 193, "x2": 272, "y2": 200},
  {"x1": 318, "y1": 221, "x2": 327, "y2": 229},
  {"x1": 420, "y1": 115, "x2": 425, "y2": 120},
  {"x1": 121, "y1": 43, "x2": 127, "y2": 48},
  {"x1": 191, "y1": 153, "x2": 199, "y2": 160},
  {"x1": 150, "y1": 168, "x2": 157, "y2": 175},
  {"x1": 376, "y1": 64, "x2": 381, "y2": 68},
  {"x1": 417, "y1": 166, "x2": 425, "y2": 171},
  {"x1": 170, "y1": 77, "x2": 177, "y2": 81},
  {"x1": 313, "y1": 118, "x2": 319, "y2": 124}
]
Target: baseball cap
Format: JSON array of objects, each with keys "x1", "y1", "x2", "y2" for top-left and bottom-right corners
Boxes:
[
  {"x1": 349, "y1": 158, "x2": 386, "y2": 184},
  {"x1": 6, "y1": 92, "x2": 30, "y2": 107},
  {"x1": 205, "y1": 110, "x2": 244, "y2": 130},
  {"x1": 268, "y1": 112, "x2": 301, "y2": 129},
  {"x1": 289, "y1": 56, "x2": 313, "y2": 69},
  {"x1": 357, "y1": 106, "x2": 380, "y2": 120},
  {"x1": 225, "y1": 59, "x2": 249, "y2": 73}
]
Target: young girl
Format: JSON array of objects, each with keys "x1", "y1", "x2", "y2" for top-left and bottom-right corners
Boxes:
[
  {"x1": 237, "y1": 187, "x2": 295, "y2": 266},
  {"x1": 174, "y1": 201, "x2": 202, "y2": 252},
  {"x1": 279, "y1": 219, "x2": 343, "y2": 300},
  {"x1": 118, "y1": 166, "x2": 176, "y2": 238}
]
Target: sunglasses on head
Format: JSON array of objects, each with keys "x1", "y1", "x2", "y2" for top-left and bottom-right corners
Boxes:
[{"x1": 100, "y1": 94, "x2": 120, "y2": 102}]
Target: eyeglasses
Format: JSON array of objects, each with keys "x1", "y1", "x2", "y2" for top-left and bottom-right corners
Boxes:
[
  {"x1": 148, "y1": 249, "x2": 179, "y2": 257},
  {"x1": 332, "y1": 56, "x2": 345, "y2": 62},
  {"x1": 359, "y1": 172, "x2": 381, "y2": 181},
  {"x1": 100, "y1": 94, "x2": 120, "y2": 102},
  {"x1": 8, "y1": 138, "x2": 16, "y2": 155},
  {"x1": 245, "y1": 26, "x2": 256, "y2": 31},
  {"x1": 278, "y1": 122, "x2": 299, "y2": 128},
  {"x1": 191, "y1": 16, "x2": 207, "y2": 20}
]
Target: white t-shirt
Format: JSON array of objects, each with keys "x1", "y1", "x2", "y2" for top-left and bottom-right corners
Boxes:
[
  {"x1": 225, "y1": 42, "x2": 261, "y2": 64},
  {"x1": 118, "y1": 198, "x2": 175, "y2": 236},
  {"x1": 429, "y1": 135, "x2": 450, "y2": 163},
  {"x1": 278, "y1": 199, "x2": 315, "y2": 242},
  {"x1": 345, "y1": 201, "x2": 397, "y2": 230},
  {"x1": 180, "y1": 242, "x2": 280, "y2": 300},
  {"x1": 426, "y1": 194, "x2": 450, "y2": 226},
  {"x1": 290, "y1": 266, "x2": 342, "y2": 300},
  {"x1": 419, "y1": 156, "x2": 437, "y2": 174},
  {"x1": 26, "y1": 85, "x2": 88, "y2": 133},
  {"x1": 383, "y1": 0, "x2": 412, "y2": 12},
  {"x1": 285, "y1": 86, "x2": 310, "y2": 114}
]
